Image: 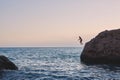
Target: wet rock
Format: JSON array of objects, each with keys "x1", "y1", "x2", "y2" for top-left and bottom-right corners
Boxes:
[
  {"x1": 81, "y1": 29, "x2": 120, "y2": 64},
  {"x1": 0, "y1": 55, "x2": 18, "y2": 70}
]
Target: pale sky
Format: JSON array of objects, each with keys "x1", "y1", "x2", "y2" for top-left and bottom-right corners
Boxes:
[{"x1": 0, "y1": 0, "x2": 120, "y2": 47}]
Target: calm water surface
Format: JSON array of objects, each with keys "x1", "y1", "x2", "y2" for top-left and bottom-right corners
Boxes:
[{"x1": 0, "y1": 47, "x2": 120, "y2": 80}]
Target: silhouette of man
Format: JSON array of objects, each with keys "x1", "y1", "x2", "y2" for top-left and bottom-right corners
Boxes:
[{"x1": 78, "y1": 36, "x2": 83, "y2": 45}]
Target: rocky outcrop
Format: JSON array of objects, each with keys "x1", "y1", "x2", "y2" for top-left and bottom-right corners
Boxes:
[
  {"x1": 0, "y1": 55, "x2": 18, "y2": 70},
  {"x1": 81, "y1": 29, "x2": 120, "y2": 64}
]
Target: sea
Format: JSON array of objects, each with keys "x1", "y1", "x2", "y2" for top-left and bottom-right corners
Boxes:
[{"x1": 0, "y1": 47, "x2": 120, "y2": 80}]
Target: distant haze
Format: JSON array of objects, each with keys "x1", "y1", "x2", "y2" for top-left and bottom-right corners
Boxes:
[{"x1": 0, "y1": 0, "x2": 120, "y2": 47}]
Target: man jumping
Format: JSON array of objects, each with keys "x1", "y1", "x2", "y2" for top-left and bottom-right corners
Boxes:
[{"x1": 78, "y1": 36, "x2": 83, "y2": 45}]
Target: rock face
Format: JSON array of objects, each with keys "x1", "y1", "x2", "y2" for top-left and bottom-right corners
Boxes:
[
  {"x1": 81, "y1": 29, "x2": 120, "y2": 64},
  {"x1": 0, "y1": 55, "x2": 18, "y2": 70}
]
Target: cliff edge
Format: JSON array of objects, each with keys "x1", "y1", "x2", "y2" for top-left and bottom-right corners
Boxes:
[{"x1": 81, "y1": 29, "x2": 120, "y2": 64}]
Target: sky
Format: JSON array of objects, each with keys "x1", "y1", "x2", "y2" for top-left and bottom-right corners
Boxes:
[{"x1": 0, "y1": 0, "x2": 120, "y2": 47}]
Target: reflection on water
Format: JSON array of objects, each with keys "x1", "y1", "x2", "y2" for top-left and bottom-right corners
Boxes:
[{"x1": 0, "y1": 47, "x2": 120, "y2": 80}]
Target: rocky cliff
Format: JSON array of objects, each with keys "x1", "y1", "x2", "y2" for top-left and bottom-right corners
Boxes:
[{"x1": 81, "y1": 29, "x2": 120, "y2": 64}]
